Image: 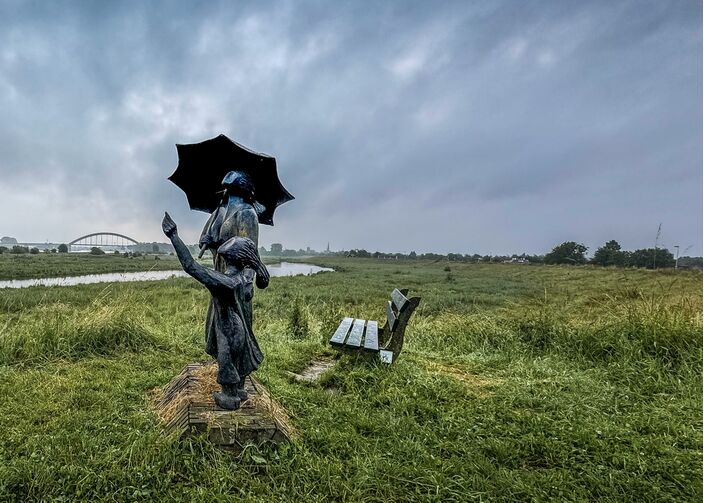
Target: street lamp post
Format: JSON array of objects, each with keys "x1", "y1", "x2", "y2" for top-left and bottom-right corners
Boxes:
[{"x1": 674, "y1": 245, "x2": 680, "y2": 270}]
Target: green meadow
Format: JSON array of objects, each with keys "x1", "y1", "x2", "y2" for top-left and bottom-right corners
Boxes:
[{"x1": 0, "y1": 256, "x2": 701, "y2": 501}]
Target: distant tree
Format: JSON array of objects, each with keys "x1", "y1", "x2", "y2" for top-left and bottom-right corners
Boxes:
[
  {"x1": 348, "y1": 249, "x2": 371, "y2": 258},
  {"x1": 526, "y1": 254, "x2": 545, "y2": 264},
  {"x1": 152, "y1": 243, "x2": 160, "y2": 253},
  {"x1": 677, "y1": 256, "x2": 703, "y2": 269},
  {"x1": 592, "y1": 240, "x2": 626, "y2": 267},
  {"x1": 90, "y1": 247, "x2": 105, "y2": 255},
  {"x1": 11, "y1": 245, "x2": 29, "y2": 254},
  {"x1": 409, "y1": 251, "x2": 417, "y2": 259},
  {"x1": 0, "y1": 236, "x2": 18, "y2": 245},
  {"x1": 544, "y1": 241, "x2": 588, "y2": 265},
  {"x1": 50, "y1": 248, "x2": 57, "y2": 253},
  {"x1": 627, "y1": 248, "x2": 674, "y2": 269},
  {"x1": 29, "y1": 247, "x2": 40, "y2": 254},
  {"x1": 58, "y1": 243, "x2": 68, "y2": 253},
  {"x1": 270, "y1": 243, "x2": 283, "y2": 255},
  {"x1": 114, "y1": 250, "x2": 120, "y2": 255},
  {"x1": 0, "y1": 246, "x2": 6, "y2": 254}
]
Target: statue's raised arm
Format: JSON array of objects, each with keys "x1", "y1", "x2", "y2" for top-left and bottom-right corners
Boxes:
[{"x1": 162, "y1": 212, "x2": 233, "y2": 296}]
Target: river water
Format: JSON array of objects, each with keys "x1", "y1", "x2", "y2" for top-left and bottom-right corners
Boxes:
[{"x1": 0, "y1": 262, "x2": 333, "y2": 289}]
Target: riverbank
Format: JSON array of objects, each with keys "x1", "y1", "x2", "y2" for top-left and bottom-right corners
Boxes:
[
  {"x1": 0, "y1": 252, "x2": 282, "y2": 281},
  {"x1": 0, "y1": 262, "x2": 332, "y2": 289},
  {"x1": 0, "y1": 259, "x2": 701, "y2": 500}
]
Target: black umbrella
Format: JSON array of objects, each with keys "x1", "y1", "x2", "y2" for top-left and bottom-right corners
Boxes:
[{"x1": 168, "y1": 134, "x2": 294, "y2": 226}]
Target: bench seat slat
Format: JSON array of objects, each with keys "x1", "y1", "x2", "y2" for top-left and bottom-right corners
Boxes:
[
  {"x1": 391, "y1": 289, "x2": 409, "y2": 312},
  {"x1": 363, "y1": 320, "x2": 379, "y2": 352},
  {"x1": 330, "y1": 317, "x2": 354, "y2": 346},
  {"x1": 345, "y1": 319, "x2": 365, "y2": 348}
]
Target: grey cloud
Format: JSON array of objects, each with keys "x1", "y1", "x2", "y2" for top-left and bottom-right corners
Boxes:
[{"x1": 0, "y1": 0, "x2": 700, "y2": 255}]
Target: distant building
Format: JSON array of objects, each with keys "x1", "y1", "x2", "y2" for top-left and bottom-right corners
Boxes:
[{"x1": 503, "y1": 257, "x2": 529, "y2": 265}]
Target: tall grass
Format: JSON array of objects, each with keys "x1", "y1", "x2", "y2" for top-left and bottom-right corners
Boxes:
[
  {"x1": 0, "y1": 258, "x2": 700, "y2": 501},
  {"x1": 0, "y1": 295, "x2": 165, "y2": 365}
]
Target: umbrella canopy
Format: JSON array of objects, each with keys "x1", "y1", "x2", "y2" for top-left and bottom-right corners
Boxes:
[{"x1": 168, "y1": 134, "x2": 294, "y2": 226}]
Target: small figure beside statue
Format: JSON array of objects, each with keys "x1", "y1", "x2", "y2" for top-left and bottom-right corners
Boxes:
[{"x1": 162, "y1": 211, "x2": 269, "y2": 410}]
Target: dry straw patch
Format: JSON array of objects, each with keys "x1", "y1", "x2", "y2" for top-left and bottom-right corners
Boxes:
[{"x1": 422, "y1": 360, "x2": 502, "y2": 397}]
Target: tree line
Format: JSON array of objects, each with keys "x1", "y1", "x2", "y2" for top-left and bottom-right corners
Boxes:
[
  {"x1": 1, "y1": 239, "x2": 700, "y2": 270},
  {"x1": 543, "y1": 240, "x2": 692, "y2": 269},
  {"x1": 329, "y1": 240, "x2": 701, "y2": 270},
  {"x1": 0, "y1": 244, "x2": 70, "y2": 254}
]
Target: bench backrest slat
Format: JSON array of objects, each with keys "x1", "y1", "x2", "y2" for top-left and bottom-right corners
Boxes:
[
  {"x1": 386, "y1": 301, "x2": 398, "y2": 332},
  {"x1": 330, "y1": 317, "x2": 354, "y2": 346},
  {"x1": 391, "y1": 289, "x2": 409, "y2": 312}
]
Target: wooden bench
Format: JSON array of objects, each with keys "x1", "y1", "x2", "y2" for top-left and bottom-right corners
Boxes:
[{"x1": 329, "y1": 288, "x2": 420, "y2": 363}]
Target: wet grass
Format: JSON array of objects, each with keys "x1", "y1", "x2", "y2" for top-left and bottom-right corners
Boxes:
[{"x1": 0, "y1": 259, "x2": 701, "y2": 501}]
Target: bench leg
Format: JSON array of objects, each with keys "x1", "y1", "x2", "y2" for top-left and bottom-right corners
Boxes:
[
  {"x1": 379, "y1": 350, "x2": 394, "y2": 364},
  {"x1": 384, "y1": 331, "x2": 405, "y2": 362}
]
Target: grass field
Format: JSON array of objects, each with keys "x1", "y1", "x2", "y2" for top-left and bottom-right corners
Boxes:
[{"x1": 0, "y1": 257, "x2": 701, "y2": 501}]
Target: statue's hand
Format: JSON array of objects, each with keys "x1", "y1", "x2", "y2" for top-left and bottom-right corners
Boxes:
[
  {"x1": 198, "y1": 233, "x2": 215, "y2": 249},
  {"x1": 162, "y1": 212, "x2": 177, "y2": 237}
]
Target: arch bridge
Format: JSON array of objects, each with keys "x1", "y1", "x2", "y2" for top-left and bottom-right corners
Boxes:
[{"x1": 69, "y1": 232, "x2": 140, "y2": 251}]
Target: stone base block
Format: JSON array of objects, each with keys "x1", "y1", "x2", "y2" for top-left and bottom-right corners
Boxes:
[{"x1": 152, "y1": 362, "x2": 293, "y2": 448}]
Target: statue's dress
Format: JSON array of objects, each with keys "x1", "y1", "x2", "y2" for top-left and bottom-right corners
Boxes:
[
  {"x1": 204, "y1": 276, "x2": 263, "y2": 387},
  {"x1": 171, "y1": 234, "x2": 263, "y2": 387}
]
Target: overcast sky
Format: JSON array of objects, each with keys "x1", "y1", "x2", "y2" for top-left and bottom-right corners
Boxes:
[{"x1": 0, "y1": 0, "x2": 701, "y2": 255}]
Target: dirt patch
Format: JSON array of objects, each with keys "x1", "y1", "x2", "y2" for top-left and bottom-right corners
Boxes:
[{"x1": 287, "y1": 355, "x2": 337, "y2": 383}]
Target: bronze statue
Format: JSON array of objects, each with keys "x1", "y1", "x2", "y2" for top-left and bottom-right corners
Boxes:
[
  {"x1": 162, "y1": 212, "x2": 269, "y2": 410},
  {"x1": 166, "y1": 134, "x2": 294, "y2": 410}
]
